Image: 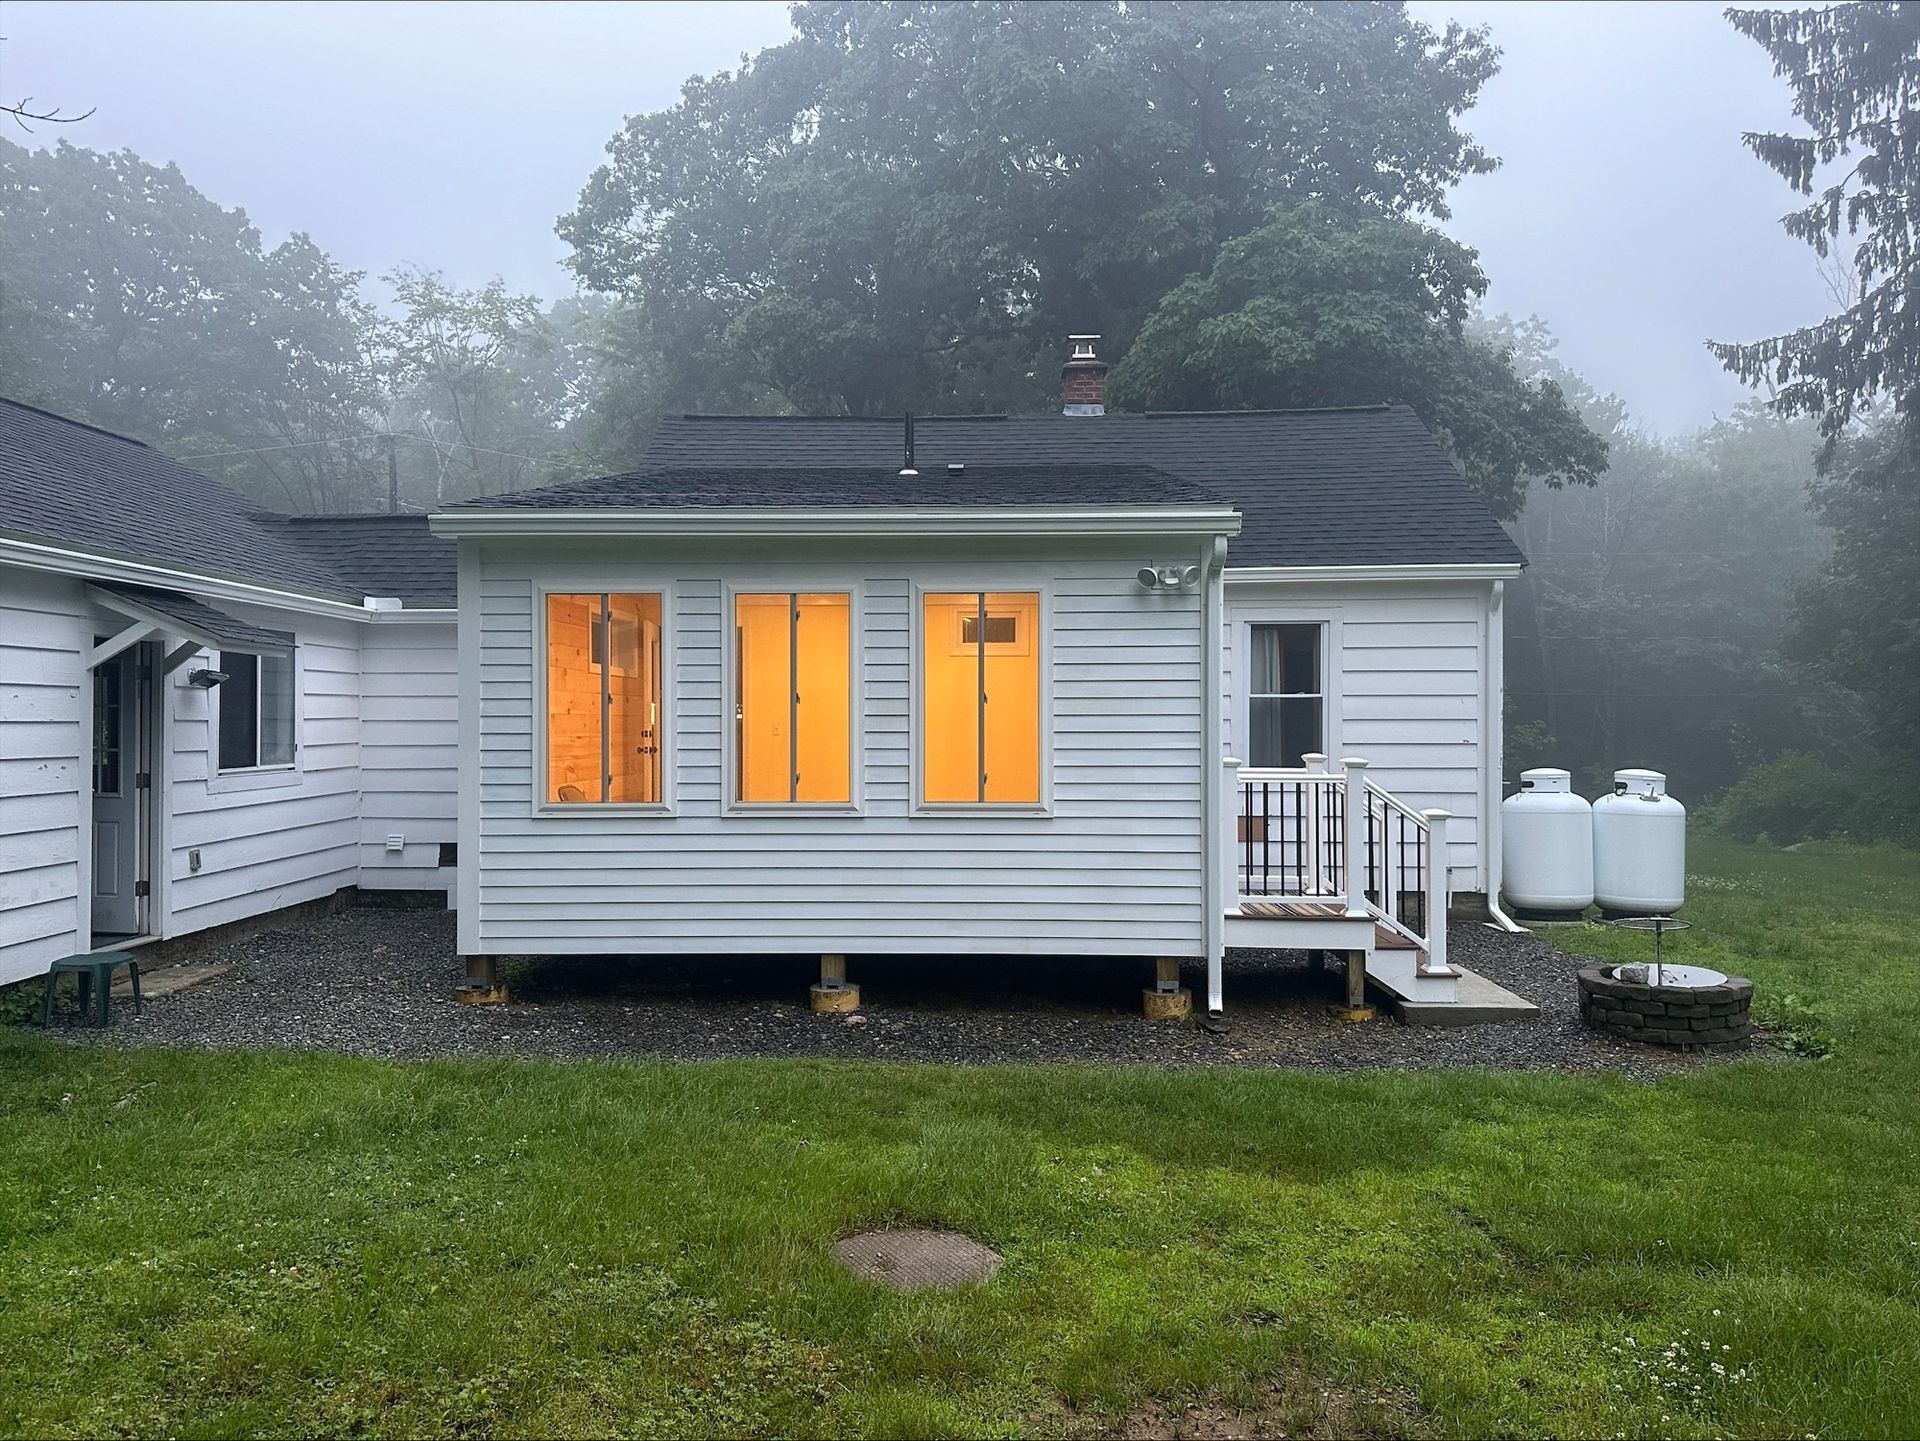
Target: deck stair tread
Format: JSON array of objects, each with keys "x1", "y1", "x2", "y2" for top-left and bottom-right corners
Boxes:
[{"x1": 1238, "y1": 899, "x2": 1349, "y2": 920}]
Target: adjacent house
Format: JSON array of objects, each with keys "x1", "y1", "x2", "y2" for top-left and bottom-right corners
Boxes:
[
  {"x1": 2, "y1": 340, "x2": 1525, "y2": 1016},
  {"x1": 0, "y1": 399, "x2": 456, "y2": 984}
]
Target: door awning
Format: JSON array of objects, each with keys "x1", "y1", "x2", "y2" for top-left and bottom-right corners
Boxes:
[{"x1": 87, "y1": 583, "x2": 295, "y2": 657}]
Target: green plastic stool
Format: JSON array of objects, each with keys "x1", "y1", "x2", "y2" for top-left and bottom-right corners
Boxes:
[{"x1": 42, "y1": 951, "x2": 141, "y2": 1028}]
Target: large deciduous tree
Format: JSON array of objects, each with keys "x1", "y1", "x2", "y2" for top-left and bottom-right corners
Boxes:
[
  {"x1": 1107, "y1": 206, "x2": 1607, "y2": 517},
  {"x1": 0, "y1": 138, "x2": 389, "y2": 511},
  {"x1": 559, "y1": 0, "x2": 1500, "y2": 416}
]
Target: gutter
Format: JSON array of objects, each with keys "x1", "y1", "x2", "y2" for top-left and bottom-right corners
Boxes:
[
  {"x1": 430, "y1": 504, "x2": 1243, "y2": 541},
  {"x1": 1226, "y1": 562, "x2": 1524, "y2": 585},
  {"x1": 0, "y1": 535, "x2": 453, "y2": 623}
]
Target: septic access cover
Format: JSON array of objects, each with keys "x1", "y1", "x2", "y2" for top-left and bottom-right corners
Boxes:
[{"x1": 831, "y1": 1228, "x2": 1001, "y2": 1291}]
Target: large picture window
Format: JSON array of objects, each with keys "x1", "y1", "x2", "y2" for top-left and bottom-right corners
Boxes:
[
  {"x1": 921, "y1": 591, "x2": 1040, "y2": 804},
  {"x1": 217, "y1": 651, "x2": 295, "y2": 771},
  {"x1": 735, "y1": 592, "x2": 852, "y2": 804},
  {"x1": 1249, "y1": 623, "x2": 1322, "y2": 768},
  {"x1": 546, "y1": 593, "x2": 663, "y2": 805}
]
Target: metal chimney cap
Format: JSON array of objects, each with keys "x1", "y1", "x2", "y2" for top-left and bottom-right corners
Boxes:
[{"x1": 1068, "y1": 334, "x2": 1101, "y2": 359}]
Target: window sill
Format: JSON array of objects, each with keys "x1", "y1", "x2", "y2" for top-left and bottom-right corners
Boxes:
[
  {"x1": 724, "y1": 802, "x2": 863, "y2": 818},
  {"x1": 912, "y1": 802, "x2": 1053, "y2": 818},
  {"x1": 207, "y1": 765, "x2": 301, "y2": 795},
  {"x1": 533, "y1": 803, "x2": 676, "y2": 818}
]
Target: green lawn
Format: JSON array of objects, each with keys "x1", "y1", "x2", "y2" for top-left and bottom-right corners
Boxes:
[{"x1": 3, "y1": 837, "x2": 1918, "y2": 1439}]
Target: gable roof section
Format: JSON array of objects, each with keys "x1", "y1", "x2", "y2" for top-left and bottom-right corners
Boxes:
[
  {"x1": 0, "y1": 398, "x2": 458, "y2": 607},
  {"x1": 637, "y1": 407, "x2": 1523, "y2": 569},
  {"x1": 457, "y1": 463, "x2": 1225, "y2": 510},
  {"x1": 0, "y1": 397, "x2": 361, "y2": 599}
]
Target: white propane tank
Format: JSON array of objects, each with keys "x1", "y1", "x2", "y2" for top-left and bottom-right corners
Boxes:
[
  {"x1": 1592, "y1": 768, "x2": 1687, "y2": 916},
  {"x1": 1500, "y1": 768, "x2": 1594, "y2": 917}
]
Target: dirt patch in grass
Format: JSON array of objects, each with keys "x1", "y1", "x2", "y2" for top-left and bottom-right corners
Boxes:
[{"x1": 1068, "y1": 1370, "x2": 1427, "y2": 1440}]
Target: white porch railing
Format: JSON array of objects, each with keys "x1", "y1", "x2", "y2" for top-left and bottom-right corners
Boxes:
[{"x1": 1224, "y1": 753, "x2": 1452, "y2": 976}]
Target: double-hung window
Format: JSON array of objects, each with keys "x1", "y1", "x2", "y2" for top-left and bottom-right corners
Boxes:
[
  {"x1": 1248, "y1": 623, "x2": 1322, "y2": 768},
  {"x1": 921, "y1": 591, "x2": 1041, "y2": 804},
  {"x1": 216, "y1": 650, "x2": 295, "y2": 771},
  {"x1": 734, "y1": 592, "x2": 852, "y2": 803},
  {"x1": 546, "y1": 593, "x2": 663, "y2": 804}
]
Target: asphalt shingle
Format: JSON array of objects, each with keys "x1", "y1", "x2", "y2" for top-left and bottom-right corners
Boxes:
[{"x1": 628, "y1": 407, "x2": 1524, "y2": 568}]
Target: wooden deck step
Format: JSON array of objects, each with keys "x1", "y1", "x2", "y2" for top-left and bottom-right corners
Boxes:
[
  {"x1": 1239, "y1": 899, "x2": 1350, "y2": 921},
  {"x1": 1373, "y1": 923, "x2": 1420, "y2": 951}
]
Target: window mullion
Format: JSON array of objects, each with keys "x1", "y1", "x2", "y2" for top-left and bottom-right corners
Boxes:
[
  {"x1": 789, "y1": 594, "x2": 800, "y2": 803},
  {"x1": 599, "y1": 594, "x2": 612, "y2": 804},
  {"x1": 976, "y1": 591, "x2": 987, "y2": 803}
]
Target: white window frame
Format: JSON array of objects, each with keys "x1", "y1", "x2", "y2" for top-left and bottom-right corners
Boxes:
[
  {"x1": 211, "y1": 648, "x2": 299, "y2": 777},
  {"x1": 909, "y1": 580, "x2": 1053, "y2": 815},
  {"x1": 722, "y1": 581, "x2": 864, "y2": 815},
  {"x1": 532, "y1": 581, "x2": 676, "y2": 816},
  {"x1": 1231, "y1": 609, "x2": 1343, "y2": 767}
]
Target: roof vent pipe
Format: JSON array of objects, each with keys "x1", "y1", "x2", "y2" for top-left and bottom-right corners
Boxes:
[{"x1": 898, "y1": 412, "x2": 918, "y2": 477}]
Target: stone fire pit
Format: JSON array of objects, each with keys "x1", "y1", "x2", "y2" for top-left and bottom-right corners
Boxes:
[{"x1": 1578, "y1": 965, "x2": 1754, "y2": 1050}]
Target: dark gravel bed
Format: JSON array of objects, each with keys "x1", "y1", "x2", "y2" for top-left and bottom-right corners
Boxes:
[{"x1": 57, "y1": 905, "x2": 1778, "y2": 1078}]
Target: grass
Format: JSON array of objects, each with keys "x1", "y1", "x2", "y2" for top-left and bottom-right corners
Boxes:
[{"x1": 2, "y1": 836, "x2": 1917, "y2": 1438}]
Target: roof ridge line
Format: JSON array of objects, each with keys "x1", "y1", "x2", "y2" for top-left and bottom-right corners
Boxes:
[
  {"x1": 1140, "y1": 404, "x2": 1396, "y2": 418},
  {"x1": 0, "y1": 395, "x2": 156, "y2": 447},
  {"x1": 678, "y1": 412, "x2": 1011, "y2": 422}
]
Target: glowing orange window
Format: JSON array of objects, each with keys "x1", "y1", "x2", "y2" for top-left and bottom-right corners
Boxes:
[
  {"x1": 921, "y1": 592, "x2": 1041, "y2": 804},
  {"x1": 546, "y1": 592, "x2": 663, "y2": 804},
  {"x1": 735, "y1": 593, "x2": 852, "y2": 803}
]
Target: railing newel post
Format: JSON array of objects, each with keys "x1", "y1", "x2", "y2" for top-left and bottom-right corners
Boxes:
[
  {"x1": 1340, "y1": 757, "x2": 1370, "y2": 917},
  {"x1": 1421, "y1": 808, "x2": 1452, "y2": 974}
]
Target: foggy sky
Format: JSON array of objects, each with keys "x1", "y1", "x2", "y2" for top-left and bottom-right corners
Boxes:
[{"x1": 5, "y1": 0, "x2": 1834, "y2": 436}]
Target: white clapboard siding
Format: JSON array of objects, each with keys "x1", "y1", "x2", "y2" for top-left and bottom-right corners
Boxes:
[
  {"x1": 1223, "y1": 578, "x2": 1494, "y2": 889},
  {"x1": 467, "y1": 549, "x2": 1210, "y2": 957},
  {"x1": 0, "y1": 567, "x2": 88, "y2": 981},
  {"x1": 164, "y1": 609, "x2": 362, "y2": 933},
  {"x1": 357, "y1": 623, "x2": 458, "y2": 891}
]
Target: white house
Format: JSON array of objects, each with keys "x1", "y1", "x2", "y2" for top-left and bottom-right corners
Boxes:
[
  {"x1": 3, "y1": 341, "x2": 1523, "y2": 1018},
  {"x1": 430, "y1": 348, "x2": 1525, "y2": 1015},
  {"x1": 0, "y1": 399, "x2": 458, "y2": 985}
]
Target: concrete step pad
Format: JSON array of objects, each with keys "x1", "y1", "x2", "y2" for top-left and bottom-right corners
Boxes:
[{"x1": 1394, "y1": 964, "x2": 1540, "y2": 1028}]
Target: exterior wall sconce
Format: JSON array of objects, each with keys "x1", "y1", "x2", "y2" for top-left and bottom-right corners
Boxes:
[{"x1": 186, "y1": 668, "x2": 229, "y2": 689}]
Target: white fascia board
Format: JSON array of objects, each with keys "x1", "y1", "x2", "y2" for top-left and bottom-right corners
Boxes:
[
  {"x1": 428, "y1": 505, "x2": 1243, "y2": 540},
  {"x1": 1225, "y1": 562, "x2": 1523, "y2": 585},
  {"x1": 0, "y1": 534, "x2": 373, "y2": 621}
]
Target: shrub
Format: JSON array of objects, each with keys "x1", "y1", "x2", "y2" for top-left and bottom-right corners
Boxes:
[{"x1": 1706, "y1": 751, "x2": 1920, "y2": 846}]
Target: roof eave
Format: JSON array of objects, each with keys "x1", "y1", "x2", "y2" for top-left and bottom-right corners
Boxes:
[
  {"x1": 429, "y1": 505, "x2": 1243, "y2": 540},
  {"x1": 1225, "y1": 562, "x2": 1524, "y2": 583},
  {"x1": 0, "y1": 531, "x2": 376, "y2": 620}
]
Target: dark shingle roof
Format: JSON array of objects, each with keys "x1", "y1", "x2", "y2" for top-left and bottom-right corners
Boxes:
[
  {"x1": 0, "y1": 397, "x2": 360, "y2": 598},
  {"x1": 274, "y1": 515, "x2": 457, "y2": 606},
  {"x1": 0, "y1": 398, "x2": 457, "y2": 606},
  {"x1": 462, "y1": 463, "x2": 1226, "y2": 511},
  {"x1": 629, "y1": 407, "x2": 1523, "y2": 568}
]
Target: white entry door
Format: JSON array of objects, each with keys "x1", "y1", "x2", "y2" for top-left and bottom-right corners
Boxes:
[{"x1": 90, "y1": 645, "x2": 148, "y2": 938}]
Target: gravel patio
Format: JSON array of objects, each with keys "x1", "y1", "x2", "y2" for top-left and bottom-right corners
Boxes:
[{"x1": 58, "y1": 902, "x2": 1767, "y2": 1077}]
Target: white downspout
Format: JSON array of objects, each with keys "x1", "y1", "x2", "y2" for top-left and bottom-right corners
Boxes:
[
  {"x1": 1201, "y1": 534, "x2": 1229, "y2": 1013},
  {"x1": 1483, "y1": 579, "x2": 1527, "y2": 933}
]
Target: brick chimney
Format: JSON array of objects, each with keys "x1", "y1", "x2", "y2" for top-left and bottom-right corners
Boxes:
[{"x1": 1061, "y1": 334, "x2": 1107, "y2": 416}]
